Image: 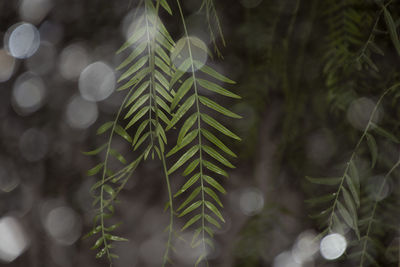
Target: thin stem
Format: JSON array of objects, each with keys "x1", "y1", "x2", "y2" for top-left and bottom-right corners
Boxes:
[
  {"x1": 161, "y1": 151, "x2": 174, "y2": 267},
  {"x1": 99, "y1": 86, "x2": 135, "y2": 265},
  {"x1": 144, "y1": 3, "x2": 155, "y2": 149},
  {"x1": 146, "y1": 1, "x2": 175, "y2": 265},
  {"x1": 359, "y1": 155, "x2": 400, "y2": 267},
  {"x1": 327, "y1": 83, "x2": 400, "y2": 232},
  {"x1": 176, "y1": 0, "x2": 208, "y2": 263}
]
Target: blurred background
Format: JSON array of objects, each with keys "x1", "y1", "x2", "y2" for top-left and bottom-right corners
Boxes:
[{"x1": 0, "y1": 0, "x2": 399, "y2": 266}]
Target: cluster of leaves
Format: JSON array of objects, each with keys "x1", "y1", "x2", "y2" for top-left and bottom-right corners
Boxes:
[
  {"x1": 308, "y1": 2, "x2": 400, "y2": 266},
  {"x1": 84, "y1": 0, "x2": 241, "y2": 266},
  {"x1": 307, "y1": 82, "x2": 400, "y2": 267},
  {"x1": 322, "y1": 0, "x2": 376, "y2": 111}
]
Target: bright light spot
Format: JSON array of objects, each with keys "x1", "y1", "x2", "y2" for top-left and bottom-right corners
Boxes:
[
  {"x1": 0, "y1": 163, "x2": 20, "y2": 193},
  {"x1": 320, "y1": 233, "x2": 347, "y2": 260},
  {"x1": 174, "y1": 232, "x2": 209, "y2": 264},
  {"x1": 0, "y1": 49, "x2": 15, "y2": 82},
  {"x1": 0, "y1": 216, "x2": 29, "y2": 263},
  {"x1": 45, "y1": 206, "x2": 82, "y2": 245},
  {"x1": 292, "y1": 230, "x2": 319, "y2": 264},
  {"x1": 239, "y1": 188, "x2": 264, "y2": 216},
  {"x1": 273, "y1": 251, "x2": 301, "y2": 267},
  {"x1": 5, "y1": 23, "x2": 40, "y2": 59},
  {"x1": 59, "y1": 44, "x2": 89, "y2": 81},
  {"x1": 12, "y1": 72, "x2": 46, "y2": 115},
  {"x1": 79, "y1": 62, "x2": 116, "y2": 102},
  {"x1": 367, "y1": 175, "x2": 391, "y2": 201},
  {"x1": 172, "y1": 36, "x2": 208, "y2": 72},
  {"x1": 19, "y1": 0, "x2": 53, "y2": 24},
  {"x1": 66, "y1": 95, "x2": 98, "y2": 129},
  {"x1": 26, "y1": 42, "x2": 56, "y2": 75},
  {"x1": 240, "y1": 0, "x2": 263, "y2": 8},
  {"x1": 139, "y1": 236, "x2": 164, "y2": 266},
  {"x1": 347, "y1": 97, "x2": 382, "y2": 130},
  {"x1": 19, "y1": 128, "x2": 48, "y2": 162}
]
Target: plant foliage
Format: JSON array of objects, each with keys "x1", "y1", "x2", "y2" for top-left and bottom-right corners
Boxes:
[{"x1": 84, "y1": 0, "x2": 241, "y2": 266}]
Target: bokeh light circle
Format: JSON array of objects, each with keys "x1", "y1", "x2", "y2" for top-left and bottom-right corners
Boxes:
[
  {"x1": 320, "y1": 233, "x2": 347, "y2": 260},
  {"x1": 0, "y1": 217, "x2": 29, "y2": 263},
  {"x1": 79, "y1": 61, "x2": 116, "y2": 102},
  {"x1": 12, "y1": 72, "x2": 46, "y2": 115},
  {"x1": 59, "y1": 43, "x2": 89, "y2": 81},
  {"x1": 45, "y1": 206, "x2": 82, "y2": 245},
  {"x1": 66, "y1": 95, "x2": 98, "y2": 129},
  {"x1": 5, "y1": 23, "x2": 40, "y2": 59},
  {"x1": 239, "y1": 188, "x2": 264, "y2": 216}
]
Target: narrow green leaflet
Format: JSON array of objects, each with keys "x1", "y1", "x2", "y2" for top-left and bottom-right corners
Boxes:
[
  {"x1": 337, "y1": 201, "x2": 356, "y2": 230},
  {"x1": 118, "y1": 56, "x2": 149, "y2": 82},
  {"x1": 177, "y1": 187, "x2": 201, "y2": 211},
  {"x1": 203, "y1": 145, "x2": 235, "y2": 168},
  {"x1": 125, "y1": 106, "x2": 150, "y2": 129},
  {"x1": 174, "y1": 173, "x2": 201, "y2": 197},
  {"x1": 366, "y1": 133, "x2": 378, "y2": 168},
  {"x1": 203, "y1": 160, "x2": 228, "y2": 177},
  {"x1": 205, "y1": 201, "x2": 224, "y2": 222},
  {"x1": 97, "y1": 121, "x2": 114, "y2": 135},
  {"x1": 199, "y1": 64, "x2": 236, "y2": 84},
  {"x1": 125, "y1": 81, "x2": 150, "y2": 107},
  {"x1": 114, "y1": 125, "x2": 132, "y2": 143},
  {"x1": 371, "y1": 123, "x2": 400, "y2": 143},
  {"x1": 168, "y1": 94, "x2": 196, "y2": 130},
  {"x1": 177, "y1": 113, "x2": 198, "y2": 145},
  {"x1": 198, "y1": 95, "x2": 242, "y2": 118},
  {"x1": 204, "y1": 187, "x2": 223, "y2": 207},
  {"x1": 203, "y1": 175, "x2": 226, "y2": 194},
  {"x1": 171, "y1": 77, "x2": 194, "y2": 110},
  {"x1": 83, "y1": 144, "x2": 107, "y2": 156},
  {"x1": 168, "y1": 145, "x2": 199, "y2": 174},
  {"x1": 167, "y1": 130, "x2": 198, "y2": 157},
  {"x1": 87, "y1": 163, "x2": 105, "y2": 176},
  {"x1": 201, "y1": 129, "x2": 237, "y2": 157},
  {"x1": 201, "y1": 113, "x2": 241, "y2": 140},
  {"x1": 182, "y1": 214, "x2": 202, "y2": 231},
  {"x1": 116, "y1": 42, "x2": 147, "y2": 70},
  {"x1": 383, "y1": 6, "x2": 400, "y2": 57},
  {"x1": 179, "y1": 200, "x2": 202, "y2": 217},
  {"x1": 197, "y1": 78, "x2": 241, "y2": 99}
]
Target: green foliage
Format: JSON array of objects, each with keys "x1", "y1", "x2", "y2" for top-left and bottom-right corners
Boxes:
[
  {"x1": 307, "y1": 83, "x2": 400, "y2": 266},
  {"x1": 85, "y1": 0, "x2": 240, "y2": 265},
  {"x1": 82, "y1": 0, "x2": 400, "y2": 266}
]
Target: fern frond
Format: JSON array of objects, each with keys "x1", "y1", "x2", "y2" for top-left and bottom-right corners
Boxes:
[
  {"x1": 87, "y1": 0, "x2": 177, "y2": 264},
  {"x1": 167, "y1": 1, "x2": 240, "y2": 264},
  {"x1": 323, "y1": 0, "x2": 374, "y2": 110},
  {"x1": 85, "y1": 88, "x2": 139, "y2": 264},
  {"x1": 307, "y1": 83, "x2": 400, "y2": 241}
]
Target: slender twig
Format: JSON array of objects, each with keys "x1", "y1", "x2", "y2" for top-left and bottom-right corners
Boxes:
[
  {"x1": 176, "y1": 1, "x2": 208, "y2": 264},
  {"x1": 359, "y1": 154, "x2": 400, "y2": 267},
  {"x1": 99, "y1": 86, "x2": 136, "y2": 265},
  {"x1": 327, "y1": 83, "x2": 400, "y2": 233}
]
